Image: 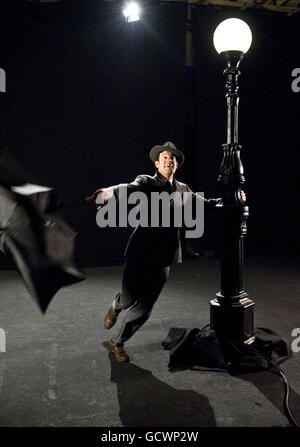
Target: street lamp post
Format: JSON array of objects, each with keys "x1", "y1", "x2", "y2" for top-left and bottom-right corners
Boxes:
[{"x1": 210, "y1": 19, "x2": 255, "y2": 350}]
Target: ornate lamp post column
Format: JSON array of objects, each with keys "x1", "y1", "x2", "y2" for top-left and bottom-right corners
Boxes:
[{"x1": 210, "y1": 19, "x2": 255, "y2": 347}]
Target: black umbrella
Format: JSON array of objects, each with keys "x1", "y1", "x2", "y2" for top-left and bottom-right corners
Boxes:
[{"x1": 0, "y1": 148, "x2": 85, "y2": 312}]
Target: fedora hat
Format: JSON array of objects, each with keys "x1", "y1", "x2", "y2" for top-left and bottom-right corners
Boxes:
[{"x1": 149, "y1": 142, "x2": 185, "y2": 168}]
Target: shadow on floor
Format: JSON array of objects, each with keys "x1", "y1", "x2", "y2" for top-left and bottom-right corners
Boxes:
[
  {"x1": 103, "y1": 342, "x2": 216, "y2": 427},
  {"x1": 236, "y1": 366, "x2": 300, "y2": 427},
  {"x1": 167, "y1": 339, "x2": 300, "y2": 428},
  {"x1": 161, "y1": 324, "x2": 300, "y2": 426}
]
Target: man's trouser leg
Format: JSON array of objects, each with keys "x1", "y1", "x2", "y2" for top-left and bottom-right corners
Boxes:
[{"x1": 111, "y1": 260, "x2": 170, "y2": 347}]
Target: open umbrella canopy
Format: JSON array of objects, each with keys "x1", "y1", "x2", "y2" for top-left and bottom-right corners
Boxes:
[{"x1": 0, "y1": 148, "x2": 85, "y2": 313}]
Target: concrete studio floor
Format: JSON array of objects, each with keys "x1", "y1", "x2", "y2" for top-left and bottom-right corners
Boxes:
[{"x1": 0, "y1": 256, "x2": 300, "y2": 428}]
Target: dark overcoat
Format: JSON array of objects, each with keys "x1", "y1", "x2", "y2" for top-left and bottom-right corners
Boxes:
[{"x1": 110, "y1": 171, "x2": 219, "y2": 267}]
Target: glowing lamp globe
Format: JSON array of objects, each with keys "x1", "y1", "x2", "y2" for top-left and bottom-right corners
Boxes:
[{"x1": 213, "y1": 18, "x2": 252, "y2": 54}]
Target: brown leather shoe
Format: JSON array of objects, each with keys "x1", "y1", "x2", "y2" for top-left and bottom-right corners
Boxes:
[
  {"x1": 108, "y1": 340, "x2": 129, "y2": 362},
  {"x1": 104, "y1": 307, "x2": 119, "y2": 329}
]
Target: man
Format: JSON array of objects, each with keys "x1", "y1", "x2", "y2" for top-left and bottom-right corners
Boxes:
[{"x1": 87, "y1": 142, "x2": 244, "y2": 362}]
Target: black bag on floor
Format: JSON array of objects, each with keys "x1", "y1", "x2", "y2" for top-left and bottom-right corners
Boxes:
[
  {"x1": 162, "y1": 326, "x2": 226, "y2": 369},
  {"x1": 162, "y1": 326, "x2": 288, "y2": 373}
]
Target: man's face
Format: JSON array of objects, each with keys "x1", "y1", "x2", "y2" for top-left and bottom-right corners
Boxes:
[{"x1": 155, "y1": 151, "x2": 178, "y2": 178}]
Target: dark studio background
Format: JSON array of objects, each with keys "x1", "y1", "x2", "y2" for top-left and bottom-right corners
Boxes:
[{"x1": 0, "y1": 0, "x2": 299, "y2": 269}]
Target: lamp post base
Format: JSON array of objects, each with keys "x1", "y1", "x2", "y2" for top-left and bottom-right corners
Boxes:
[{"x1": 210, "y1": 293, "x2": 255, "y2": 345}]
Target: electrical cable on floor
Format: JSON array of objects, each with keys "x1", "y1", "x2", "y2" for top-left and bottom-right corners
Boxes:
[
  {"x1": 247, "y1": 346, "x2": 299, "y2": 428},
  {"x1": 188, "y1": 323, "x2": 299, "y2": 426},
  {"x1": 227, "y1": 340, "x2": 299, "y2": 428}
]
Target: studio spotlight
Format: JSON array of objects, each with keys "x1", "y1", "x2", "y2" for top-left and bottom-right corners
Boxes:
[{"x1": 123, "y1": 2, "x2": 140, "y2": 23}]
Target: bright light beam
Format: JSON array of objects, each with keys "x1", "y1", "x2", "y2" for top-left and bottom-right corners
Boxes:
[{"x1": 123, "y1": 2, "x2": 140, "y2": 23}]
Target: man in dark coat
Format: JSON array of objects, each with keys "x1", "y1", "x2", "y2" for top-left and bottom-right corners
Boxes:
[{"x1": 87, "y1": 142, "x2": 224, "y2": 362}]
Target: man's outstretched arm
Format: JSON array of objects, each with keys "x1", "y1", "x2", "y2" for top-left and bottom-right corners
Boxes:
[{"x1": 86, "y1": 175, "x2": 147, "y2": 206}]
